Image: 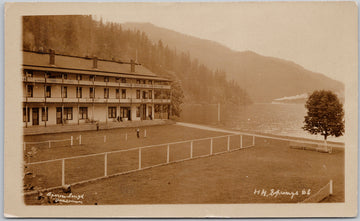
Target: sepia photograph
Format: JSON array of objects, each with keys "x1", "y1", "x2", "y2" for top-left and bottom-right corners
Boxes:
[{"x1": 4, "y1": 1, "x2": 358, "y2": 218}]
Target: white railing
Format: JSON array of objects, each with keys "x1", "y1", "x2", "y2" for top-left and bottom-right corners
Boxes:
[
  {"x1": 119, "y1": 83, "x2": 132, "y2": 88},
  {"x1": 46, "y1": 78, "x2": 63, "y2": 84},
  {"x1": 26, "y1": 97, "x2": 46, "y2": 102},
  {"x1": 63, "y1": 79, "x2": 78, "y2": 85}
]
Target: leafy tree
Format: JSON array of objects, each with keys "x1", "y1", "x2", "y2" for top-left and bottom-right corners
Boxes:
[{"x1": 302, "y1": 90, "x2": 344, "y2": 140}]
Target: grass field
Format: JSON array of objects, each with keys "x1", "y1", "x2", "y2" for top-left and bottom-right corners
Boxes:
[{"x1": 23, "y1": 124, "x2": 344, "y2": 205}]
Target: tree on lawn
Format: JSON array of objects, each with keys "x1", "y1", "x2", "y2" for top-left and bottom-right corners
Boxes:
[{"x1": 302, "y1": 90, "x2": 344, "y2": 141}]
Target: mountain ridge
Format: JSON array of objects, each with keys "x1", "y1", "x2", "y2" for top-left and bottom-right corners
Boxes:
[{"x1": 122, "y1": 22, "x2": 344, "y2": 102}]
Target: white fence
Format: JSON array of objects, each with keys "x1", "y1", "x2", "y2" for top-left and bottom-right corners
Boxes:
[
  {"x1": 24, "y1": 133, "x2": 255, "y2": 195},
  {"x1": 23, "y1": 136, "x2": 74, "y2": 151},
  {"x1": 23, "y1": 131, "x2": 344, "y2": 195}
]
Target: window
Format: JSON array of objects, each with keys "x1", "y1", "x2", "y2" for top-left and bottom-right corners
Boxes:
[
  {"x1": 42, "y1": 107, "x2": 48, "y2": 121},
  {"x1": 25, "y1": 70, "x2": 33, "y2": 78},
  {"x1": 136, "y1": 79, "x2": 140, "y2": 84},
  {"x1": 64, "y1": 107, "x2": 73, "y2": 120},
  {"x1": 45, "y1": 86, "x2": 51, "y2": 98},
  {"x1": 136, "y1": 90, "x2": 140, "y2": 99},
  {"x1": 116, "y1": 89, "x2": 120, "y2": 99},
  {"x1": 90, "y1": 87, "x2": 95, "y2": 98},
  {"x1": 79, "y1": 107, "x2": 88, "y2": 119},
  {"x1": 136, "y1": 106, "x2": 140, "y2": 117},
  {"x1": 115, "y1": 77, "x2": 120, "y2": 82},
  {"x1": 120, "y1": 107, "x2": 128, "y2": 118},
  {"x1": 149, "y1": 90, "x2": 152, "y2": 99},
  {"x1": 89, "y1": 75, "x2": 95, "y2": 81},
  {"x1": 108, "y1": 107, "x2": 116, "y2": 118},
  {"x1": 76, "y1": 87, "x2": 82, "y2": 98},
  {"x1": 142, "y1": 91, "x2": 148, "y2": 99},
  {"x1": 76, "y1": 74, "x2": 82, "y2": 80},
  {"x1": 63, "y1": 73, "x2": 67, "y2": 79},
  {"x1": 27, "y1": 85, "x2": 33, "y2": 97},
  {"x1": 62, "y1": 86, "x2": 67, "y2": 98},
  {"x1": 121, "y1": 78, "x2": 126, "y2": 83},
  {"x1": 104, "y1": 88, "x2": 109, "y2": 99},
  {"x1": 23, "y1": 107, "x2": 30, "y2": 122},
  {"x1": 121, "y1": 89, "x2": 126, "y2": 99},
  {"x1": 104, "y1": 76, "x2": 109, "y2": 82}
]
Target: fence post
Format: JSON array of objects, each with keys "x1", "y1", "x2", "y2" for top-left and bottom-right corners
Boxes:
[
  {"x1": 62, "y1": 159, "x2": 65, "y2": 186},
  {"x1": 252, "y1": 136, "x2": 255, "y2": 146},
  {"x1": 329, "y1": 180, "x2": 333, "y2": 195},
  {"x1": 190, "y1": 141, "x2": 193, "y2": 158},
  {"x1": 210, "y1": 138, "x2": 213, "y2": 155},
  {"x1": 104, "y1": 135, "x2": 106, "y2": 143},
  {"x1": 79, "y1": 135, "x2": 82, "y2": 145},
  {"x1": 138, "y1": 148, "x2": 142, "y2": 170},
  {"x1": 23, "y1": 142, "x2": 26, "y2": 151},
  {"x1": 167, "y1": 144, "x2": 170, "y2": 163},
  {"x1": 104, "y1": 153, "x2": 108, "y2": 177},
  {"x1": 240, "y1": 135, "x2": 243, "y2": 149},
  {"x1": 227, "y1": 136, "x2": 230, "y2": 151},
  {"x1": 49, "y1": 140, "x2": 51, "y2": 148},
  {"x1": 70, "y1": 136, "x2": 73, "y2": 146}
]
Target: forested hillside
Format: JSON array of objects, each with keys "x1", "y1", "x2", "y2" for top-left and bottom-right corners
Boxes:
[{"x1": 22, "y1": 15, "x2": 252, "y2": 116}]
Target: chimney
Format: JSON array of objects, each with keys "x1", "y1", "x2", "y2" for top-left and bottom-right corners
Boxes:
[
  {"x1": 49, "y1": 49, "x2": 55, "y2": 65},
  {"x1": 130, "y1": 59, "x2": 135, "y2": 72},
  {"x1": 93, "y1": 57, "x2": 98, "y2": 69}
]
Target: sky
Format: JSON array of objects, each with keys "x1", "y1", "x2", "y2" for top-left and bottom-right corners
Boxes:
[{"x1": 95, "y1": 2, "x2": 357, "y2": 83}]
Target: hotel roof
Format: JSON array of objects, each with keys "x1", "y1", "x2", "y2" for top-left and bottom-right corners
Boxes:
[{"x1": 23, "y1": 51, "x2": 170, "y2": 81}]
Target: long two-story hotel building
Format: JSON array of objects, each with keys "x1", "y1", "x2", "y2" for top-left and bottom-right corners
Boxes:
[{"x1": 22, "y1": 50, "x2": 171, "y2": 127}]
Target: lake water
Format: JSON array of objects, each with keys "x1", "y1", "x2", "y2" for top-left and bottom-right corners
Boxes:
[{"x1": 181, "y1": 103, "x2": 344, "y2": 142}]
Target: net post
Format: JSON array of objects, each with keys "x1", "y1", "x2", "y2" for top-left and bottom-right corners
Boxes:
[
  {"x1": 70, "y1": 136, "x2": 73, "y2": 146},
  {"x1": 62, "y1": 159, "x2": 65, "y2": 186},
  {"x1": 167, "y1": 144, "x2": 170, "y2": 163},
  {"x1": 227, "y1": 136, "x2": 230, "y2": 151},
  {"x1": 210, "y1": 138, "x2": 213, "y2": 155},
  {"x1": 79, "y1": 135, "x2": 82, "y2": 145},
  {"x1": 104, "y1": 153, "x2": 108, "y2": 177},
  {"x1": 329, "y1": 180, "x2": 333, "y2": 195},
  {"x1": 23, "y1": 142, "x2": 26, "y2": 151},
  {"x1": 252, "y1": 136, "x2": 255, "y2": 146},
  {"x1": 138, "y1": 147, "x2": 142, "y2": 170},
  {"x1": 190, "y1": 141, "x2": 193, "y2": 158},
  {"x1": 240, "y1": 135, "x2": 243, "y2": 148},
  {"x1": 49, "y1": 140, "x2": 51, "y2": 148}
]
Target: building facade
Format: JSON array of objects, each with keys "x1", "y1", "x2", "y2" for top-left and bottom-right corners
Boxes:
[{"x1": 22, "y1": 50, "x2": 171, "y2": 127}]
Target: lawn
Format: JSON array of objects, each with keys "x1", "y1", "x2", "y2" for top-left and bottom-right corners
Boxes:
[{"x1": 23, "y1": 126, "x2": 344, "y2": 204}]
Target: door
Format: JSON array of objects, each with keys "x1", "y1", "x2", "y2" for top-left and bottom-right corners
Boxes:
[
  {"x1": 128, "y1": 109, "x2": 131, "y2": 121},
  {"x1": 148, "y1": 106, "x2": 153, "y2": 120},
  {"x1": 32, "y1": 108, "x2": 39, "y2": 125},
  {"x1": 141, "y1": 104, "x2": 147, "y2": 120},
  {"x1": 56, "y1": 107, "x2": 62, "y2": 124}
]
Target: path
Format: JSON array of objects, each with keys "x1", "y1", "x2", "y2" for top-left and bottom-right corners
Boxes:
[{"x1": 176, "y1": 122, "x2": 345, "y2": 148}]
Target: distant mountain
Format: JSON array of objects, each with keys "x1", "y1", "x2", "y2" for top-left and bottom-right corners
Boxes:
[{"x1": 122, "y1": 22, "x2": 344, "y2": 102}]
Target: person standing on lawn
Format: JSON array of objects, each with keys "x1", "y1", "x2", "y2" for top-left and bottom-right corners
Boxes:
[{"x1": 136, "y1": 128, "x2": 140, "y2": 138}]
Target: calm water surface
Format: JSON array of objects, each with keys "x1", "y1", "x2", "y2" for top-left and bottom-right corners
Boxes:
[{"x1": 181, "y1": 103, "x2": 344, "y2": 142}]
